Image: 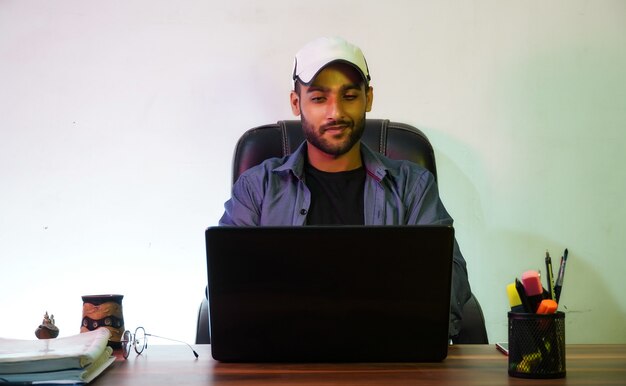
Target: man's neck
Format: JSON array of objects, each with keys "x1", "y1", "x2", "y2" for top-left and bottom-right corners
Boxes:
[{"x1": 306, "y1": 142, "x2": 362, "y2": 172}]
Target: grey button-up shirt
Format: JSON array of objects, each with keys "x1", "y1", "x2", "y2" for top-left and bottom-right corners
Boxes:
[{"x1": 219, "y1": 142, "x2": 471, "y2": 336}]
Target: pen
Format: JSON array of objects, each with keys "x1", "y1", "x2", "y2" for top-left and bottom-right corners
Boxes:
[
  {"x1": 554, "y1": 248, "x2": 568, "y2": 304},
  {"x1": 545, "y1": 251, "x2": 556, "y2": 300}
]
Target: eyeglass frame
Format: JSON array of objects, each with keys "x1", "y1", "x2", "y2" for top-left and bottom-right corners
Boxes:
[{"x1": 121, "y1": 326, "x2": 198, "y2": 359}]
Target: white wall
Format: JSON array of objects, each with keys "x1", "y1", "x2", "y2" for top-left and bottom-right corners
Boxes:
[{"x1": 1, "y1": 0, "x2": 625, "y2": 345}]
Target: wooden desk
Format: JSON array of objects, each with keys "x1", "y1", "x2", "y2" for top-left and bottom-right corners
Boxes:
[{"x1": 93, "y1": 344, "x2": 626, "y2": 385}]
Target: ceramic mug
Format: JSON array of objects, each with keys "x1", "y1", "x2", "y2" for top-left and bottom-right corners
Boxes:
[{"x1": 81, "y1": 294, "x2": 125, "y2": 347}]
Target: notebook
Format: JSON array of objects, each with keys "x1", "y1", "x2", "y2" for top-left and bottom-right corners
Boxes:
[{"x1": 205, "y1": 225, "x2": 454, "y2": 362}]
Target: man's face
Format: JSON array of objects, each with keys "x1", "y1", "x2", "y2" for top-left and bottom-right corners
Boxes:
[{"x1": 290, "y1": 63, "x2": 373, "y2": 157}]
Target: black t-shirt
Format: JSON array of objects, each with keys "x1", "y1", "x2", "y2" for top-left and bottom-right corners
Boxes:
[{"x1": 304, "y1": 163, "x2": 365, "y2": 225}]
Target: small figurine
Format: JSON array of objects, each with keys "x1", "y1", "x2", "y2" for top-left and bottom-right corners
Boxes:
[{"x1": 35, "y1": 311, "x2": 59, "y2": 339}]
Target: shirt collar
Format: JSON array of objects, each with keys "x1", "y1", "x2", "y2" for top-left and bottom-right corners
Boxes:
[{"x1": 273, "y1": 141, "x2": 390, "y2": 182}]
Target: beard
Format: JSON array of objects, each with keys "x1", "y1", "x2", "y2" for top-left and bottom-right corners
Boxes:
[{"x1": 301, "y1": 113, "x2": 366, "y2": 157}]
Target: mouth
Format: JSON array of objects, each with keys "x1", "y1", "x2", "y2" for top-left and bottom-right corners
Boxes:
[{"x1": 322, "y1": 122, "x2": 350, "y2": 134}]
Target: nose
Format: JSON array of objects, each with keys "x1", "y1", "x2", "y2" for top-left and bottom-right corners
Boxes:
[{"x1": 326, "y1": 96, "x2": 344, "y2": 120}]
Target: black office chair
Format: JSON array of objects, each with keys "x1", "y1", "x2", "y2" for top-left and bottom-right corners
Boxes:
[
  {"x1": 453, "y1": 293, "x2": 488, "y2": 344},
  {"x1": 196, "y1": 119, "x2": 487, "y2": 344}
]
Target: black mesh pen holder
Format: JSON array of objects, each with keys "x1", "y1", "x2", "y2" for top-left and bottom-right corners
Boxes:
[{"x1": 508, "y1": 311, "x2": 566, "y2": 379}]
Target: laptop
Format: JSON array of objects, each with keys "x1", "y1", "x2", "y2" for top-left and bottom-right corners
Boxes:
[{"x1": 205, "y1": 225, "x2": 454, "y2": 362}]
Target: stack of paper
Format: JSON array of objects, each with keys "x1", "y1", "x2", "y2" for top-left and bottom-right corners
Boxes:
[{"x1": 0, "y1": 328, "x2": 115, "y2": 384}]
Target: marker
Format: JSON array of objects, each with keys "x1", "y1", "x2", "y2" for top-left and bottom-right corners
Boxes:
[
  {"x1": 536, "y1": 299, "x2": 558, "y2": 314},
  {"x1": 537, "y1": 269, "x2": 550, "y2": 299},
  {"x1": 507, "y1": 282, "x2": 525, "y2": 313},
  {"x1": 521, "y1": 270, "x2": 544, "y2": 313},
  {"x1": 554, "y1": 248, "x2": 569, "y2": 303},
  {"x1": 515, "y1": 278, "x2": 532, "y2": 313},
  {"x1": 545, "y1": 251, "x2": 556, "y2": 300}
]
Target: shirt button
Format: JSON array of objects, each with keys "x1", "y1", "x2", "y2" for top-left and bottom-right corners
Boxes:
[{"x1": 300, "y1": 209, "x2": 307, "y2": 215}]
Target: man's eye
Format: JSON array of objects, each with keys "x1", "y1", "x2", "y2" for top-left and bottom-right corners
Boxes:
[
  {"x1": 344, "y1": 94, "x2": 358, "y2": 100},
  {"x1": 311, "y1": 96, "x2": 326, "y2": 103}
]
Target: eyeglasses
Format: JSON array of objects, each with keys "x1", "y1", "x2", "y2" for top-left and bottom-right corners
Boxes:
[{"x1": 121, "y1": 326, "x2": 199, "y2": 359}]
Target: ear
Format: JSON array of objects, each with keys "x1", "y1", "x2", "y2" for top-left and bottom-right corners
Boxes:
[
  {"x1": 290, "y1": 90, "x2": 301, "y2": 116},
  {"x1": 365, "y1": 86, "x2": 374, "y2": 112}
]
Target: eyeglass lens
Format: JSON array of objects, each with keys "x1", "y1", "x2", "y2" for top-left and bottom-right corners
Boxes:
[
  {"x1": 121, "y1": 330, "x2": 132, "y2": 359},
  {"x1": 134, "y1": 326, "x2": 147, "y2": 354}
]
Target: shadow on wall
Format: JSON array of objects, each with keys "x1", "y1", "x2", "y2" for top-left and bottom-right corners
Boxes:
[
  {"x1": 483, "y1": 28, "x2": 626, "y2": 344},
  {"x1": 415, "y1": 21, "x2": 626, "y2": 343},
  {"x1": 429, "y1": 134, "x2": 624, "y2": 344}
]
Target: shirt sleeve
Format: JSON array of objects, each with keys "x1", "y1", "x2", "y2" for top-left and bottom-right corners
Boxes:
[{"x1": 219, "y1": 174, "x2": 262, "y2": 226}]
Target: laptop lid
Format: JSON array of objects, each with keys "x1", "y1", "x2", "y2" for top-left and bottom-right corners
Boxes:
[{"x1": 205, "y1": 225, "x2": 454, "y2": 362}]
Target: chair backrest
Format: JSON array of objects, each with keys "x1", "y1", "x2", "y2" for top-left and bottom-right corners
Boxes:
[
  {"x1": 196, "y1": 119, "x2": 488, "y2": 344},
  {"x1": 231, "y1": 119, "x2": 437, "y2": 184}
]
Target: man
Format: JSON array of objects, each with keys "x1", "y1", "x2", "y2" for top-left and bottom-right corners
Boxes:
[{"x1": 220, "y1": 37, "x2": 471, "y2": 337}]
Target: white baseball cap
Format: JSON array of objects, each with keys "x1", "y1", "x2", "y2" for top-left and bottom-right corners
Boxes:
[{"x1": 292, "y1": 37, "x2": 371, "y2": 86}]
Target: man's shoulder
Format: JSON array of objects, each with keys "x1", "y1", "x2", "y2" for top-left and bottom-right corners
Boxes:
[
  {"x1": 236, "y1": 147, "x2": 304, "y2": 185},
  {"x1": 238, "y1": 155, "x2": 289, "y2": 179},
  {"x1": 361, "y1": 144, "x2": 433, "y2": 181}
]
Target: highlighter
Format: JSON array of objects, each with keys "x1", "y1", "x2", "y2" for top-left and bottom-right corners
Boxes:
[
  {"x1": 536, "y1": 299, "x2": 558, "y2": 314},
  {"x1": 506, "y1": 283, "x2": 526, "y2": 313},
  {"x1": 521, "y1": 270, "x2": 544, "y2": 313}
]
